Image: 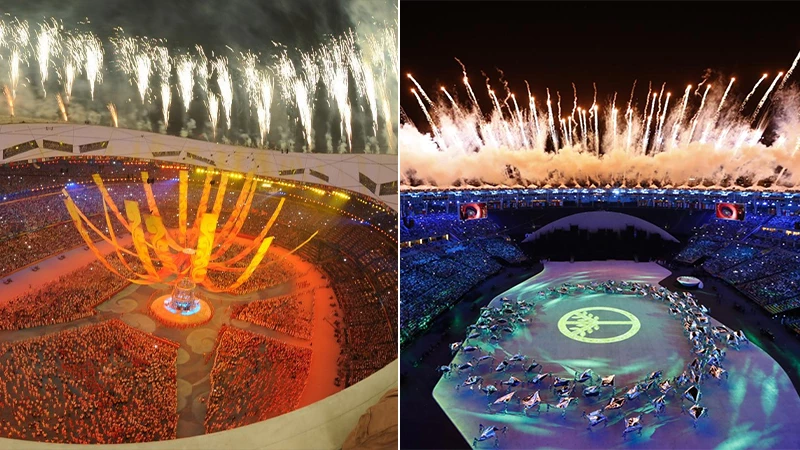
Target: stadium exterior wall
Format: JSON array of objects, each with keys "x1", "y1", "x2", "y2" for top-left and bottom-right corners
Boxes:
[{"x1": 0, "y1": 123, "x2": 398, "y2": 210}]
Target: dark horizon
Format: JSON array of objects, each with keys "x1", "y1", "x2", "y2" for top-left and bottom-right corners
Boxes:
[{"x1": 400, "y1": 1, "x2": 800, "y2": 132}]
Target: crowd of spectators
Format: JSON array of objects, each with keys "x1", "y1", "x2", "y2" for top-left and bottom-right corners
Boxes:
[
  {"x1": 0, "y1": 165, "x2": 398, "y2": 395},
  {"x1": 242, "y1": 198, "x2": 397, "y2": 386},
  {"x1": 204, "y1": 326, "x2": 311, "y2": 433},
  {"x1": 0, "y1": 320, "x2": 178, "y2": 443},
  {"x1": 701, "y1": 243, "x2": 762, "y2": 274},
  {"x1": 234, "y1": 293, "x2": 314, "y2": 339},
  {"x1": 0, "y1": 260, "x2": 129, "y2": 330},
  {"x1": 205, "y1": 245, "x2": 297, "y2": 295},
  {"x1": 0, "y1": 183, "x2": 172, "y2": 277},
  {"x1": 675, "y1": 212, "x2": 800, "y2": 314},
  {"x1": 718, "y1": 249, "x2": 800, "y2": 284},
  {"x1": 694, "y1": 212, "x2": 770, "y2": 241},
  {"x1": 0, "y1": 159, "x2": 179, "y2": 200},
  {"x1": 400, "y1": 212, "x2": 506, "y2": 242},
  {"x1": 399, "y1": 213, "x2": 527, "y2": 346},
  {"x1": 674, "y1": 238, "x2": 726, "y2": 263}
]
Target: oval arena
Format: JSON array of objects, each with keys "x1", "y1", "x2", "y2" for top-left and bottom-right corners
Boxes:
[{"x1": 0, "y1": 126, "x2": 398, "y2": 445}]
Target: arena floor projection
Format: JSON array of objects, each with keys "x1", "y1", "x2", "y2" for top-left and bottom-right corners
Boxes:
[{"x1": 433, "y1": 261, "x2": 800, "y2": 449}]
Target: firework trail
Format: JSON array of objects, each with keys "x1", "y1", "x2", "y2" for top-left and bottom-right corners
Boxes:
[
  {"x1": 581, "y1": 109, "x2": 588, "y2": 148},
  {"x1": 671, "y1": 85, "x2": 692, "y2": 146},
  {"x1": 688, "y1": 84, "x2": 711, "y2": 143},
  {"x1": 368, "y1": 27, "x2": 397, "y2": 151},
  {"x1": 593, "y1": 105, "x2": 599, "y2": 152},
  {"x1": 238, "y1": 51, "x2": 273, "y2": 145},
  {"x1": 625, "y1": 107, "x2": 633, "y2": 151},
  {"x1": 154, "y1": 46, "x2": 172, "y2": 126},
  {"x1": 779, "y1": 50, "x2": 800, "y2": 90},
  {"x1": 546, "y1": 89, "x2": 558, "y2": 150},
  {"x1": 3, "y1": 86, "x2": 13, "y2": 117},
  {"x1": 463, "y1": 76, "x2": 482, "y2": 115},
  {"x1": 511, "y1": 94, "x2": 529, "y2": 147},
  {"x1": 556, "y1": 91, "x2": 563, "y2": 128},
  {"x1": 5, "y1": 18, "x2": 29, "y2": 100},
  {"x1": 207, "y1": 91, "x2": 219, "y2": 139},
  {"x1": 716, "y1": 78, "x2": 735, "y2": 118},
  {"x1": 299, "y1": 51, "x2": 320, "y2": 143},
  {"x1": 741, "y1": 74, "x2": 768, "y2": 112},
  {"x1": 278, "y1": 51, "x2": 315, "y2": 150},
  {"x1": 322, "y1": 41, "x2": 352, "y2": 151},
  {"x1": 257, "y1": 73, "x2": 273, "y2": 145},
  {"x1": 111, "y1": 32, "x2": 153, "y2": 103},
  {"x1": 411, "y1": 88, "x2": 441, "y2": 147},
  {"x1": 407, "y1": 74, "x2": 433, "y2": 106},
  {"x1": 528, "y1": 88, "x2": 541, "y2": 139},
  {"x1": 571, "y1": 83, "x2": 578, "y2": 120},
  {"x1": 83, "y1": 33, "x2": 104, "y2": 100},
  {"x1": 655, "y1": 92, "x2": 670, "y2": 148},
  {"x1": 440, "y1": 86, "x2": 458, "y2": 109},
  {"x1": 36, "y1": 20, "x2": 60, "y2": 97},
  {"x1": 239, "y1": 51, "x2": 260, "y2": 108},
  {"x1": 642, "y1": 93, "x2": 657, "y2": 152},
  {"x1": 611, "y1": 107, "x2": 618, "y2": 148},
  {"x1": 641, "y1": 82, "x2": 652, "y2": 128},
  {"x1": 195, "y1": 45, "x2": 209, "y2": 98},
  {"x1": 58, "y1": 32, "x2": 83, "y2": 101},
  {"x1": 107, "y1": 103, "x2": 118, "y2": 127},
  {"x1": 349, "y1": 31, "x2": 378, "y2": 137},
  {"x1": 751, "y1": 72, "x2": 783, "y2": 123},
  {"x1": 211, "y1": 57, "x2": 233, "y2": 130},
  {"x1": 56, "y1": 93, "x2": 67, "y2": 121},
  {"x1": 490, "y1": 89, "x2": 514, "y2": 145},
  {"x1": 175, "y1": 54, "x2": 195, "y2": 112}
]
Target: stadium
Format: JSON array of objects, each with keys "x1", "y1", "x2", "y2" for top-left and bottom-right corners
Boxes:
[
  {"x1": 400, "y1": 189, "x2": 800, "y2": 449},
  {"x1": 0, "y1": 124, "x2": 398, "y2": 446},
  {"x1": 0, "y1": 2, "x2": 398, "y2": 447},
  {"x1": 399, "y1": 4, "x2": 800, "y2": 448}
]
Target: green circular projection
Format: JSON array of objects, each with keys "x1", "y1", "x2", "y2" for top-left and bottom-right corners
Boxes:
[{"x1": 558, "y1": 306, "x2": 641, "y2": 344}]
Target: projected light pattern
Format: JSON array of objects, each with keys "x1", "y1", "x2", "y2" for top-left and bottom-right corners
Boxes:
[
  {"x1": 402, "y1": 50, "x2": 800, "y2": 187},
  {"x1": 557, "y1": 306, "x2": 641, "y2": 344},
  {"x1": 433, "y1": 261, "x2": 800, "y2": 449}
]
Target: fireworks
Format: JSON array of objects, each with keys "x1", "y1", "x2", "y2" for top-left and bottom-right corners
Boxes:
[
  {"x1": 107, "y1": 103, "x2": 118, "y2": 127},
  {"x1": 36, "y1": 20, "x2": 61, "y2": 96},
  {"x1": 58, "y1": 33, "x2": 83, "y2": 101},
  {"x1": 111, "y1": 31, "x2": 153, "y2": 103},
  {"x1": 3, "y1": 86, "x2": 13, "y2": 117},
  {"x1": 83, "y1": 33, "x2": 104, "y2": 100},
  {"x1": 257, "y1": 73, "x2": 273, "y2": 145},
  {"x1": 402, "y1": 51, "x2": 800, "y2": 188},
  {"x1": 211, "y1": 57, "x2": 232, "y2": 130},
  {"x1": 741, "y1": 73, "x2": 768, "y2": 112},
  {"x1": 0, "y1": 14, "x2": 396, "y2": 153},
  {"x1": 175, "y1": 54, "x2": 195, "y2": 112},
  {"x1": 278, "y1": 51, "x2": 315, "y2": 150},
  {"x1": 4, "y1": 18, "x2": 29, "y2": 100},
  {"x1": 751, "y1": 72, "x2": 783, "y2": 123},
  {"x1": 207, "y1": 91, "x2": 219, "y2": 139},
  {"x1": 153, "y1": 46, "x2": 172, "y2": 125},
  {"x1": 56, "y1": 93, "x2": 67, "y2": 121}
]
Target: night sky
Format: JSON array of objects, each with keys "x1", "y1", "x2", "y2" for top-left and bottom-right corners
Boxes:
[
  {"x1": 401, "y1": 1, "x2": 800, "y2": 132},
  {"x1": 2, "y1": 0, "x2": 358, "y2": 53}
]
